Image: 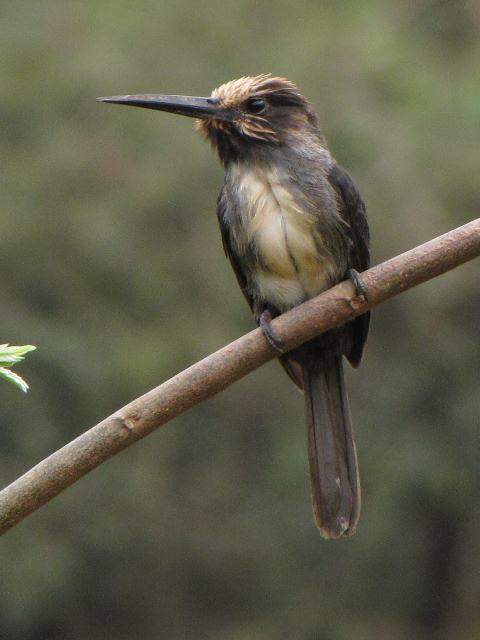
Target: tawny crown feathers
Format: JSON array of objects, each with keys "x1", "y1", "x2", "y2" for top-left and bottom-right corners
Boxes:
[
  {"x1": 210, "y1": 74, "x2": 306, "y2": 108},
  {"x1": 196, "y1": 74, "x2": 317, "y2": 150}
]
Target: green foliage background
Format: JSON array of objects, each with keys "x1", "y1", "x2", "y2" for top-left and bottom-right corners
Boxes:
[{"x1": 1, "y1": 1, "x2": 479, "y2": 638}]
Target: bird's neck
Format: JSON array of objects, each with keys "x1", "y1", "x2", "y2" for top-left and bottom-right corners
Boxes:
[
  {"x1": 223, "y1": 136, "x2": 332, "y2": 183},
  {"x1": 213, "y1": 126, "x2": 328, "y2": 168}
]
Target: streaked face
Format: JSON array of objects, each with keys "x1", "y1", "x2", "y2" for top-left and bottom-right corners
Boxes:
[{"x1": 196, "y1": 74, "x2": 318, "y2": 147}]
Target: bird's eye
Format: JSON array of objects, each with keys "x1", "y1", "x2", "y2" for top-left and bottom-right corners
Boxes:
[{"x1": 246, "y1": 97, "x2": 266, "y2": 114}]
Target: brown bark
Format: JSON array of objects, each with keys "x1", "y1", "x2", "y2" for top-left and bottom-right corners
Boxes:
[{"x1": 0, "y1": 218, "x2": 479, "y2": 535}]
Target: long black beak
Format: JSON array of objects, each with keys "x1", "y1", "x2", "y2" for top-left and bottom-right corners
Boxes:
[{"x1": 97, "y1": 94, "x2": 225, "y2": 120}]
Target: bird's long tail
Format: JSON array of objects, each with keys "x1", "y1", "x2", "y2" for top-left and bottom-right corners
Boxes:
[{"x1": 302, "y1": 347, "x2": 360, "y2": 539}]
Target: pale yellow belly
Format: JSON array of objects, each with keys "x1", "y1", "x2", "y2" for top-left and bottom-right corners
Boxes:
[
  {"x1": 254, "y1": 224, "x2": 331, "y2": 311},
  {"x1": 236, "y1": 167, "x2": 335, "y2": 311}
]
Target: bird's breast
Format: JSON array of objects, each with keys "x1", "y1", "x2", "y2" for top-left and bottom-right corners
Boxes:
[{"x1": 228, "y1": 165, "x2": 337, "y2": 310}]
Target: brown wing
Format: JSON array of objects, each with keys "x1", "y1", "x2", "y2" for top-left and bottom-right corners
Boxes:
[
  {"x1": 216, "y1": 187, "x2": 256, "y2": 315},
  {"x1": 327, "y1": 163, "x2": 370, "y2": 367}
]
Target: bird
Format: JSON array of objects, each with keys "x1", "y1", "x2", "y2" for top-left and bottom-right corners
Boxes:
[{"x1": 98, "y1": 74, "x2": 370, "y2": 539}]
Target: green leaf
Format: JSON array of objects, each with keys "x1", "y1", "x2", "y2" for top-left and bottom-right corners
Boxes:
[
  {"x1": 0, "y1": 344, "x2": 36, "y2": 392},
  {"x1": 0, "y1": 355, "x2": 23, "y2": 366},
  {"x1": 0, "y1": 344, "x2": 36, "y2": 358},
  {"x1": 0, "y1": 367, "x2": 30, "y2": 393},
  {"x1": 10, "y1": 344, "x2": 36, "y2": 357}
]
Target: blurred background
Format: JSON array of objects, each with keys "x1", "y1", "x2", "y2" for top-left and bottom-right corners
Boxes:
[{"x1": 1, "y1": 1, "x2": 479, "y2": 638}]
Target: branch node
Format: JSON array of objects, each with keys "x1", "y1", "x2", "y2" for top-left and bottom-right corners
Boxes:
[
  {"x1": 339, "y1": 289, "x2": 365, "y2": 314},
  {"x1": 115, "y1": 415, "x2": 136, "y2": 439}
]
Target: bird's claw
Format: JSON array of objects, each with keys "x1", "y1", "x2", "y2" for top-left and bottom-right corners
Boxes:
[
  {"x1": 348, "y1": 269, "x2": 369, "y2": 302},
  {"x1": 259, "y1": 310, "x2": 285, "y2": 354}
]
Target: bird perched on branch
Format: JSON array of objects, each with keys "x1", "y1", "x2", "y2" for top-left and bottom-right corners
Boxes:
[{"x1": 99, "y1": 74, "x2": 370, "y2": 539}]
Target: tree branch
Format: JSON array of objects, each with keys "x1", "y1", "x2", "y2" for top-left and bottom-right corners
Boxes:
[{"x1": 1, "y1": 219, "x2": 479, "y2": 535}]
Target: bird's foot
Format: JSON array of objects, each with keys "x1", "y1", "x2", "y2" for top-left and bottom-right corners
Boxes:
[
  {"x1": 348, "y1": 269, "x2": 369, "y2": 302},
  {"x1": 259, "y1": 310, "x2": 285, "y2": 355}
]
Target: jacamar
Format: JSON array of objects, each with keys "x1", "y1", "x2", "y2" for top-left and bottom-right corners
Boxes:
[{"x1": 99, "y1": 75, "x2": 370, "y2": 538}]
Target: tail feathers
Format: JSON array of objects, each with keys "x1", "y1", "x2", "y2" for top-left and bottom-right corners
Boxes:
[{"x1": 303, "y1": 349, "x2": 360, "y2": 539}]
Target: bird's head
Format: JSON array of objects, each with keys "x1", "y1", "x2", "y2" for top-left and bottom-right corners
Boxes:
[{"x1": 98, "y1": 74, "x2": 322, "y2": 164}]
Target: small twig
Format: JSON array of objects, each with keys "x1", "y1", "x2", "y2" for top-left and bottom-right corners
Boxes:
[{"x1": 0, "y1": 218, "x2": 479, "y2": 535}]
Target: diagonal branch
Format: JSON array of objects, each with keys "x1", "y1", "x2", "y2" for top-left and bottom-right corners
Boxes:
[{"x1": 1, "y1": 218, "x2": 479, "y2": 535}]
